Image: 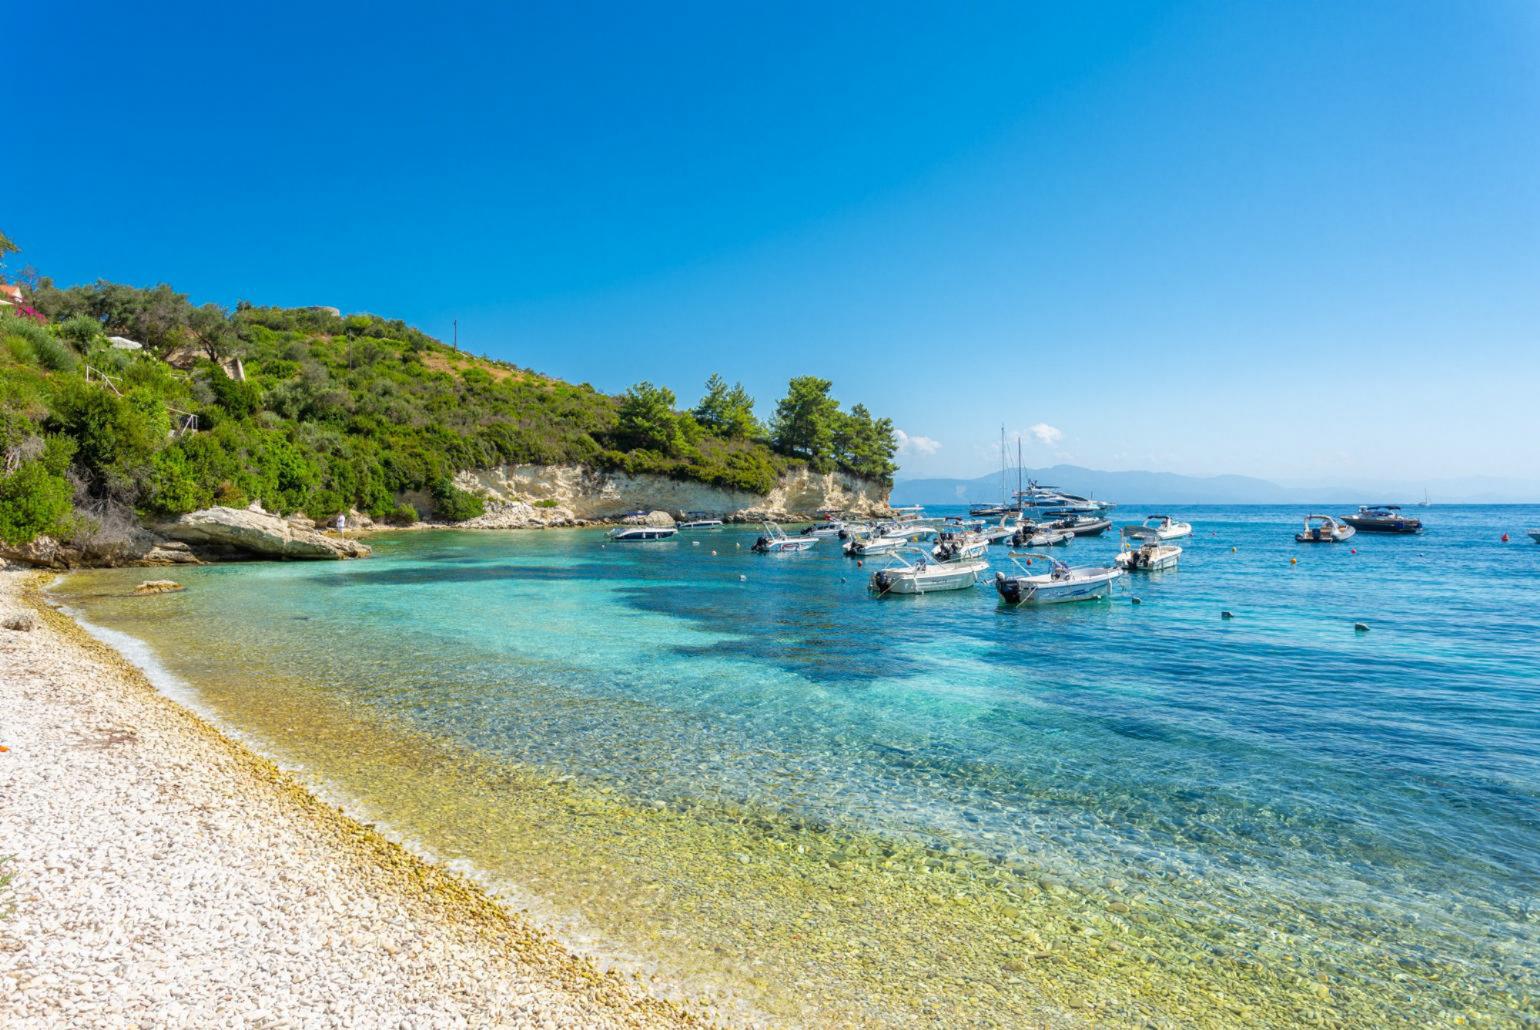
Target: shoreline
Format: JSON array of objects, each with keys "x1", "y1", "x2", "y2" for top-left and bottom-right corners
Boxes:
[{"x1": 0, "y1": 570, "x2": 706, "y2": 1027}]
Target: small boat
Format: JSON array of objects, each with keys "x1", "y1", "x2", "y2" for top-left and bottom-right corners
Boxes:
[
  {"x1": 1528, "y1": 529, "x2": 1540, "y2": 543},
  {"x1": 1114, "y1": 526, "x2": 1182, "y2": 572},
  {"x1": 1139, "y1": 514, "x2": 1192, "y2": 540},
  {"x1": 994, "y1": 553, "x2": 1122, "y2": 605},
  {"x1": 752, "y1": 522, "x2": 818, "y2": 553},
  {"x1": 871, "y1": 548, "x2": 989, "y2": 595},
  {"x1": 837, "y1": 521, "x2": 872, "y2": 540},
  {"x1": 982, "y1": 514, "x2": 1023, "y2": 545},
  {"x1": 844, "y1": 534, "x2": 904, "y2": 557},
  {"x1": 1043, "y1": 512, "x2": 1112, "y2": 537},
  {"x1": 1011, "y1": 525, "x2": 1070, "y2": 548},
  {"x1": 677, "y1": 511, "x2": 724, "y2": 529},
  {"x1": 1340, "y1": 505, "x2": 1421, "y2": 534},
  {"x1": 932, "y1": 530, "x2": 989, "y2": 562},
  {"x1": 1296, "y1": 514, "x2": 1356, "y2": 543},
  {"x1": 609, "y1": 525, "x2": 677, "y2": 541},
  {"x1": 802, "y1": 519, "x2": 846, "y2": 537}
]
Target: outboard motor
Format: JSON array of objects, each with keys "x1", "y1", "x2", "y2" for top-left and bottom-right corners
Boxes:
[
  {"x1": 873, "y1": 570, "x2": 894, "y2": 592},
  {"x1": 994, "y1": 570, "x2": 1022, "y2": 604},
  {"x1": 752, "y1": 535, "x2": 771, "y2": 552}
]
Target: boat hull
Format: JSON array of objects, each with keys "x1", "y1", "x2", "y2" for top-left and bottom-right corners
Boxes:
[
  {"x1": 872, "y1": 565, "x2": 984, "y2": 595},
  {"x1": 1342, "y1": 517, "x2": 1421, "y2": 534},
  {"x1": 609, "y1": 527, "x2": 677, "y2": 541},
  {"x1": 995, "y1": 570, "x2": 1119, "y2": 604}
]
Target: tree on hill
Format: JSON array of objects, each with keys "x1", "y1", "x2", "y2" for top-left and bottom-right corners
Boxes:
[
  {"x1": 692, "y1": 373, "x2": 760, "y2": 439},
  {"x1": 834, "y1": 403, "x2": 898, "y2": 485},
  {"x1": 770, "y1": 376, "x2": 840, "y2": 469},
  {"x1": 614, "y1": 381, "x2": 686, "y2": 456}
]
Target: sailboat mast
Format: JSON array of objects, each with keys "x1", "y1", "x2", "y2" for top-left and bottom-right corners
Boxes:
[
  {"x1": 1016, "y1": 436, "x2": 1023, "y2": 513},
  {"x1": 1000, "y1": 424, "x2": 1006, "y2": 507}
]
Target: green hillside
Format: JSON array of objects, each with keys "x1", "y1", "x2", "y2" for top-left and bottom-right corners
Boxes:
[{"x1": 0, "y1": 265, "x2": 896, "y2": 549}]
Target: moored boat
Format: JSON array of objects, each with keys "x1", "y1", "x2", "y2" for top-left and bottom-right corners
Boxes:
[
  {"x1": 677, "y1": 511, "x2": 724, "y2": 529},
  {"x1": 1296, "y1": 514, "x2": 1356, "y2": 543},
  {"x1": 870, "y1": 548, "x2": 989, "y2": 595},
  {"x1": 1010, "y1": 525, "x2": 1071, "y2": 548},
  {"x1": 1114, "y1": 526, "x2": 1182, "y2": 571},
  {"x1": 752, "y1": 522, "x2": 818, "y2": 553},
  {"x1": 1529, "y1": 529, "x2": 1540, "y2": 543},
  {"x1": 932, "y1": 529, "x2": 989, "y2": 562},
  {"x1": 1341, "y1": 505, "x2": 1422, "y2": 534},
  {"x1": 994, "y1": 553, "x2": 1122, "y2": 604},
  {"x1": 1139, "y1": 514, "x2": 1192, "y2": 540},
  {"x1": 1043, "y1": 512, "x2": 1113, "y2": 537},
  {"x1": 609, "y1": 525, "x2": 677, "y2": 541}
]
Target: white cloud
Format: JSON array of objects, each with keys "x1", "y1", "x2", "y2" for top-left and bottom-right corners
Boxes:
[
  {"x1": 895, "y1": 429, "x2": 942, "y2": 456},
  {"x1": 1029, "y1": 422, "x2": 1063, "y2": 446}
]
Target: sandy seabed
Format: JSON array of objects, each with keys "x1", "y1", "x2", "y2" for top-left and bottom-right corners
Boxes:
[{"x1": 0, "y1": 570, "x2": 703, "y2": 1029}]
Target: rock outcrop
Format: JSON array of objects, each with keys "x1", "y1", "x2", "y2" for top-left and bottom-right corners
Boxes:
[
  {"x1": 0, "y1": 529, "x2": 201, "y2": 570},
  {"x1": 453, "y1": 464, "x2": 890, "y2": 526},
  {"x1": 157, "y1": 507, "x2": 371, "y2": 561}
]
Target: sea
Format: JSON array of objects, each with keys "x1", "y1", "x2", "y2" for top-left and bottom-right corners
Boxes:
[{"x1": 53, "y1": 505, "x2": 1540, "y2": 1025}]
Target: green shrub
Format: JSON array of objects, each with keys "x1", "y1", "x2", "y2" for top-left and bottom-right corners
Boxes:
[
  {"x1": 430, "y1": 479, "x2": 484, "y2": 522},
  {"x1": 0, "y1": 460, "x2": 75, "y2": 545},
  {"x1": 533, "y1": 498, "x2": 560, "y2": 508},
  {"x1": 383, "y1": 501, "x2": 419, "y2": 525}
]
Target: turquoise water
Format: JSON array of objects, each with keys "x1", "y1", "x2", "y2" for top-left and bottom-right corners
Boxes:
[{"x1": 57, "y1": 506, "x2": 1540, "y2": 1023}]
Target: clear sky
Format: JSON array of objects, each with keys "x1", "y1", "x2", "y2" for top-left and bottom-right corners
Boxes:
[{"x1": 8, "y1": 1, "x2": 1538, "y2": 484}]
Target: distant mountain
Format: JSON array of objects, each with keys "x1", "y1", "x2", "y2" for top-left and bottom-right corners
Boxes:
[{"x1": 891, "y1": 464, "x2": 1540, "y2": 506}]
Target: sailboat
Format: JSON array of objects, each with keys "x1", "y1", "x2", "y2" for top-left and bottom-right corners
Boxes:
[{"x1": 1418, "y1": 489, "x2": 1431, "y2": 508}]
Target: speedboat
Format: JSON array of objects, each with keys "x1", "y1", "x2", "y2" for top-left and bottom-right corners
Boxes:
[
  {"x1": 802, "y1": 519, "x2": 846, "y2": 537},
  {"x1": 932, "y1": 530, "x2": 989, "y2": 563},
  {"x1": 1296, "y1": 514, "x2": 1356, "y2": 543},
  {"x1": 982, "y1": 514, "x2": 1023, "y2": 545},
  {"x1": 1140, "y1": 514, "x2": 1192, "y2": 540},
  {"x1": 1011, "y1": 525, "x2": 1071, "y2": 548},
  {"x1": 1114, "y1": 526, "x2": 1181, "y2": 571},
  {"x1": 1341, "y1": 506, "x2": 1422, "y2": 534},
  {"x1": 609, "y1": 525, "x2": 677, "y2": 541},
  {"x1": 751, "y1": 522, "x2": 818, "y2": 553},
  {"x1": 1528, "y1": 529, "x2": 1540, "y2": 543},
  {"x1": 871, "y1": 548, "x2": 988, "y2": 595},
  {"x1": 676, "y1": 511, "x2": 724, "y2": 529},
  {"x1": 994, "y1": 553, "x2": 1122, "y2": 604},
  {"x1": 1043, "y1": 512, "x2": 1113, "y2": 537},
  {"x1": 843, "y1": 532, "x2": 905, "y2": 557}
]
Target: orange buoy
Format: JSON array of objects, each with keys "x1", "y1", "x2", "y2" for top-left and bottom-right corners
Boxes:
[
  {"x1": 1290, "y1": 557, "x2": 1298, "y2": 565},
  {"x1": 1501, "y1": 533, "x2": 1510, "y2": 542}
]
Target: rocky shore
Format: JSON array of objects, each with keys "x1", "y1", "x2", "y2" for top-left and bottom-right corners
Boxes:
[{"x1": 0, "y1": 571, "x2": 700, "y2": 1028}]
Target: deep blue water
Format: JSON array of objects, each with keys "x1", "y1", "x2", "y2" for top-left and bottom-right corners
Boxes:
[{"x1": 57, "y1": 504, "x2": 1540, "y2": 1020}]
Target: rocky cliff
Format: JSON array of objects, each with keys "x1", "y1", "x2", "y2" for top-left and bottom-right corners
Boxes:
[{"x1": 453, "y1": 464, "x2": 891, "y2": 530}]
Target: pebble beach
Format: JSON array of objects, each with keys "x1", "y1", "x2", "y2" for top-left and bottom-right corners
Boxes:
[{"x1": 0, "y1": 571, "x2": 698, "y2": 1028}]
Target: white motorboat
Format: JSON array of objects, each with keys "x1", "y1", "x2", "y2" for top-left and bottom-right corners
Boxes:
[
  {"x1": 994, "y1": 553, "x2": 1122, "y2": 604},
  {"x1": 752, "y1": 522, "x2": 818, "y2": 553},
  {"x1": 676, "y1": 511, "x2": 724, "y2": 529},
  {"x1": 609, "y1": 525, "x2": 677, "y2": 541},
  {"x1": 1011, "y1": 525, "x2": 1071, "y2": 548},
  {"x1": 1296, "y1": 514, "x2": 1356, "y2": 544},
  {"x1": 844, "y1": 534, "x2": 903, "y2": 557},
  {"x1": 870, "y1": 548, "x2": 988, "y2": 595},
  {"x1": 1013, "y1": 481, "x2": 1115, "y2": 513},
  {"x1": 932, "y1": 530, "x2": 989, "y2": 562},
  {"x1": 802, "y1": 519, "x2": 846, "y2": 537},
  {"x1": 1114, "y1": 526, "x2": 1182, "y2": 571},
  {"x1": 1044, "y1": 512, "x2": 1113, "y2": 537},
  {"x1": 1140, "y1": 514, "x2": 1192, "y2": 540},
  {"x1": 1527, "y1": 529, "x2": 1540, "y2": 543}
]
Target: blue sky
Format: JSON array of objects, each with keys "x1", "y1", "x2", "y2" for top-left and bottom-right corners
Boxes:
[{"x1": 7, "y1": 1, "x2": 1538, "y2": 485}]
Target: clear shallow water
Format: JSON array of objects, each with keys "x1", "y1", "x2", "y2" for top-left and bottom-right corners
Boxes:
[{"x1": 57, "y1": 506, "x2": 1540, "y2": 1025}]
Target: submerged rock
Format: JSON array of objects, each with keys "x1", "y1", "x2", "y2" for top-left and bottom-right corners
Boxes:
[
  {"x1": 158, "y1": 507, "x2": 371, "y2": 561},
  {"x1": 134, "y1": 580, "x2": 185, "y2": 595}
]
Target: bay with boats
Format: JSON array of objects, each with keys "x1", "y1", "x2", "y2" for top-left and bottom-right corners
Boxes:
[{"x1": 50, "y1": 500, "x2": 1540, "y2": 1024}]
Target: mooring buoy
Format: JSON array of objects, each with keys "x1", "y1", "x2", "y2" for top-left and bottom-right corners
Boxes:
[
  {"x1": 1222, "y1": 610, "x2": 1234, "y2": 620},
  {"x1": 1354, "y1": 622, "x2": 1369, "y2": 632}
]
